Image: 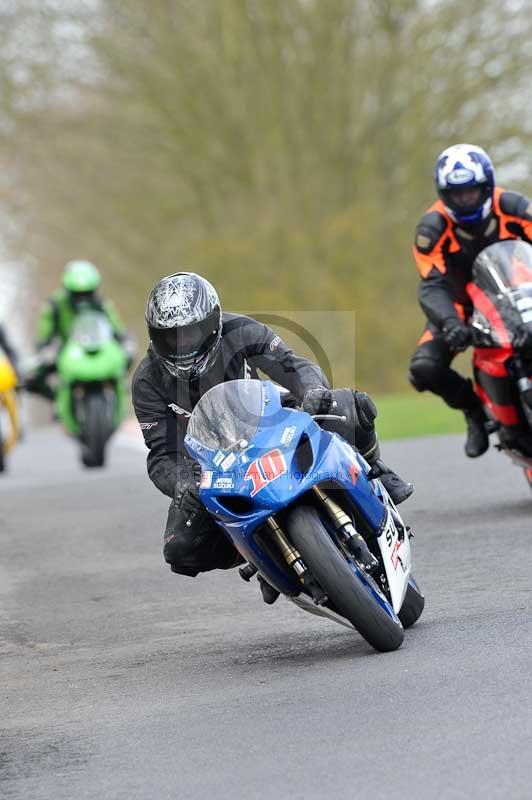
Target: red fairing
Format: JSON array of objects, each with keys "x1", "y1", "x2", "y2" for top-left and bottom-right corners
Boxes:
[
  {"x1": 473, "y1": 347, "x2": 512, "y2": 378},
  {"x1": 468, "y1": 280, "x2": 522, "y2": 425},
  {"x1": 466, "y1": 282, "x2": 513, "y2": 348},
  {"x1": 475, "y1": 384, "x2": 520, "y2": 426}
]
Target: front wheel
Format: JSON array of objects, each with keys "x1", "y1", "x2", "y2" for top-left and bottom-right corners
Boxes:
[
  {"x1": 398, "y1": 576, "x2": 425, "y2": 629},
  {"x1": 286, "y1": 505, "x2": 404, "y2": 653},
  {"x1": 80, "y1": 392, "x2": 115, "y2": 468}
]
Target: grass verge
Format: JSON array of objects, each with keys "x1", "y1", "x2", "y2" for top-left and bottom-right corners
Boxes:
[{"x1": 375, "y1": 392, "x2": 465, "y2": 440}]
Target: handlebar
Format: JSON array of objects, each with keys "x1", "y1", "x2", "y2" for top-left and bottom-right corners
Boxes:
[{"x1": 311, "y1": 414, "x2": 347, "y2": 422}]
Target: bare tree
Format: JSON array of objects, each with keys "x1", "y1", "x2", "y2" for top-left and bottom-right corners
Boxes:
[{"x1": 2, "y1": 0, "x2": 532, "y2": 388}]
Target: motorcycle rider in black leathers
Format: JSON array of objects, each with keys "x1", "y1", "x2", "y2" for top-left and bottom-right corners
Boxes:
[{"x1": 133, "y1": 273, "x2": 413, "y2": 603}]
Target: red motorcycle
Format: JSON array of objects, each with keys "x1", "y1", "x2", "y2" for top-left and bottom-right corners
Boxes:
[{"x1": 468, "y1": 240, "x2": 532, "y2": 491}]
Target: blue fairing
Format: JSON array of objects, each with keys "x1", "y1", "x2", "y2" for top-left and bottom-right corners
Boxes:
[{"x1": 185, "y1": 381, "x2": 388, "y2": 596}]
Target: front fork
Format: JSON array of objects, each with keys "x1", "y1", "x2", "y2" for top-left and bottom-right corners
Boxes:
[
  {"x1": 266, "y1": 516, "x2": 328, "y2": 605},
  {"x1": 240, "y1": 511, "x2": 328, "y2": 604},
  {"x1": 312, "y1": 486, "x2": 379, "y2": 574},
  {"x1": 242, "y1": 487, "x2": 378, "y2": 603}
]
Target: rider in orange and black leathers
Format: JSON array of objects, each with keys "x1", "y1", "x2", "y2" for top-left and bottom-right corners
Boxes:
[{"x1": 409, "y1": 143, "x2": 532, "y2": 457}]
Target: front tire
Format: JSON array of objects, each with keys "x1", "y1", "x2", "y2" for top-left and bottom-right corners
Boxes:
[
  {"x1": 80, "y1": 392, "x2": 114, "y2": 468},
  {"x1": 286, "y1": 505, "x2": 404, "y2": 652},
  {"x1": 398, "y1": 576, "x2": 425, "y2": 629}
]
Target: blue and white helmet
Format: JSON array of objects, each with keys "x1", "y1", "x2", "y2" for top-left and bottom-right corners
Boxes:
[{"x1": 434, "y1": 143, "x2": 495, "y2": 225}]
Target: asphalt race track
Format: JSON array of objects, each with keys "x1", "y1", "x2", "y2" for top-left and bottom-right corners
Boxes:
[{"x1": 1, "y1": 427, "x2": 532, "y2": 800}]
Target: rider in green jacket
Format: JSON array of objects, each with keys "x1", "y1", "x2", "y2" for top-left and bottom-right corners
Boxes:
[{"x1": 27, "y1": 260, "x2": 132, "y2": 400}]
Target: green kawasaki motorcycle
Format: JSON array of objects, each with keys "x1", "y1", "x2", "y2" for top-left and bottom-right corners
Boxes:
[{"x1": 56, "y1": 310, "x2": 129, "y2": 467}]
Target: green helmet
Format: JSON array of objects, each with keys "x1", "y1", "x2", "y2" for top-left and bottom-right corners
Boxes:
[{"x1": 62, "y1": 260, "x2": 101, "y2": 293}]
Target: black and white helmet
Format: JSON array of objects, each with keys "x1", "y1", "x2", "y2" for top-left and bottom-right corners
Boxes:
[{"x1": 146, "y1": 272, "x2": 222, "y2": 379}]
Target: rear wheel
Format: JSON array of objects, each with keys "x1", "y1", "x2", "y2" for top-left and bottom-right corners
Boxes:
[
  {"x1": 80, "y1": 392, "x2": 114, "y2": 468},
  {"x1": 286, "y1": 505, "x2": 404, "y2": 653},
  {"x1": 398, "y1": 576, "x2": 425, "y2": 629}
]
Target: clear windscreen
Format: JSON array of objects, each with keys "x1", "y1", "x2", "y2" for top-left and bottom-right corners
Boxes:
[
  {"x1": 187, "y1": 379, "x2": 264, "y2": 450},
  {"x1": 71, "y1": 311, "x2": 114, "y2": 349},
  {"x1": 471, "y1": 241, "x2": 532, "y2": 345},
  {"x1": 473, "y1": 240, "x2": 532, "y2": 296}
]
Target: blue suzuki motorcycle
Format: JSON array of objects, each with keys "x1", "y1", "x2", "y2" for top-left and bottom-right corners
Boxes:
[{"x1": 185, "y1": 379, "x2": 424, "y2": 652}]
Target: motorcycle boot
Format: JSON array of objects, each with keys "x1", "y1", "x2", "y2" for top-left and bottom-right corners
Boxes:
[
  {"x1": 464, "y1": 406, "x2": 489, "y2": 458},
  {"x1": 367, "y1": 459, "x2": 414, "y2": 505}
]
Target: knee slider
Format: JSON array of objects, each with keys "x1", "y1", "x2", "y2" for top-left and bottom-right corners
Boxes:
[
  {"x1": 163, "y1": 533, "x2": 184, "y2": 565},
  {"x1": 163, "y1": 517, "x2": 195, "y2": 565},
  {"x1": 163, "y1": 535, "x2": 200, "y2": 577},
  {"x1": 409, "y1": 357, "x2": 441, "y2": 392}
]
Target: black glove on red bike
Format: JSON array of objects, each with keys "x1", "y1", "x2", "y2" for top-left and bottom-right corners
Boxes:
[{"x1": 443, "y1": 321, "x2": 472, "y2": 352}]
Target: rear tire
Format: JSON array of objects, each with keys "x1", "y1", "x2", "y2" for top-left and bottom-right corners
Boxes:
[
  {"x1": 398, "y1": 576, "x2": 425, "y2": 629},
  {"x1": 286, "y1": 505, "x2": 404, "y2": 653},
  {"x1": 80, "y1": 392, "x2": 114, "y2": 468}
]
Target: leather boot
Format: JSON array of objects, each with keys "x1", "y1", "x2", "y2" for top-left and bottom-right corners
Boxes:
[
  {"x1": 464, "y1": 407, "x2": 489, "y2": 458},
  {"x1": 367, "y1": 459, "x2": 414, "y2": 505}
]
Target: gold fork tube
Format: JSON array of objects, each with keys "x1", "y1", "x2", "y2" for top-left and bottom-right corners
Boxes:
[
  {"x1": 312, "y1": 486, "x2": 352, "y2": 530},
  {"x1": 266, "y1": 516, "x2": 306, "y2": 577}
]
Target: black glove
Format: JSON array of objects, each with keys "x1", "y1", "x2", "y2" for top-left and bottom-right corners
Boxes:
[
  {"x1": 443, "y1": 321, "x2": 472, "y2": 352},
  {"x1": 513, "y1": 324, "x2": 532, "y2": 353},
  {"x1": 302, "y1": 387, "x2": 335, "y2": 415},
  {"x1": 174, "y1": 462, "x2": 203, "y2": 516},
  {"x1": 176, "y1": 487, "x2": 203, "y2": 517}
]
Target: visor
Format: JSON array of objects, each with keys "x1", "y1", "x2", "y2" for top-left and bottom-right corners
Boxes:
[
  {"x1": 69, "y1": 290, "x2": 96, "y2": 306},
  {"x1": 149, "y1": 308, "x2": 221, "y2": 366},
  {"x1": 441, "y1": 181, "x2": 491, "y2": 221}
]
